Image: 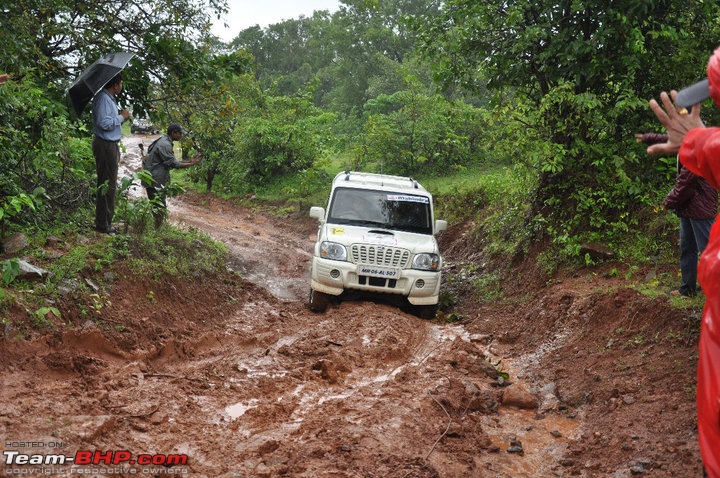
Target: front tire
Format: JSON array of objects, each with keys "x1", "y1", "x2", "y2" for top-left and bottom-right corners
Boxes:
[
  {"x1": 409, "y1": 303, "x2": 438, "y2": 320},
  {"x1": 309, "y1": 289, "x2": 331, "y2": 313}
]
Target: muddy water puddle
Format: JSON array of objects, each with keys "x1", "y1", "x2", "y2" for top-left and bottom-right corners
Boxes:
[
  {"x1": 475, "y1": 334, "x2": 581, "y2": 476},
  {"x1": 168, "y1": 199, "x2": 312, "y2": 302},
  {"x1": 225, "y1": 399, "x2": 260, "y2": 419},
  {"x1": 119, "y1": 133, "x2": 157, "y2": 199},
  {"x1": 480, "y1": 407, "x2": 580, "y2": 476}
]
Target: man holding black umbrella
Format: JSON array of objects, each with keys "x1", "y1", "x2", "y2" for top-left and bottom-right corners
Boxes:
[{"x1": 92, "y1": 73, "x2": 130, "y2": 234}]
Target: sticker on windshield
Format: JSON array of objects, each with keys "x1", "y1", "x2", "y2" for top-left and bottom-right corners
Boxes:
[{"x1": 387, "y1": 195, "x2": 429, "y2": 204}]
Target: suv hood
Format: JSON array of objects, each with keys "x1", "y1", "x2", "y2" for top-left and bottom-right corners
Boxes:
[{"x1": 322, "y1": 223, "x2": 439, "y2": 254}]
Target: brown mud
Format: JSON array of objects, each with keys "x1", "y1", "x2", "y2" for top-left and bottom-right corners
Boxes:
[{"x1": 0, "y1": 135, "x2": 705, "y2": 477}]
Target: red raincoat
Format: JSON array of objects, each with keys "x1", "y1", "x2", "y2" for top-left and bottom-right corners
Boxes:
[{"x1": 680, "y1": 127, "x2": 720, "y2": 477}]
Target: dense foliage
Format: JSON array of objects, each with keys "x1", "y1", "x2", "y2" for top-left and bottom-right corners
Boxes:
[
  {"x1": 413, "y1": 1, "x2": 720, "y2": 256},
  {"x1": 2, "y1": 0, "x2": 720, "y2": 265}
]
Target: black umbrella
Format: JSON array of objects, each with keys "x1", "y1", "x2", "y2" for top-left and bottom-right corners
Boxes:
[{"x1": 66, "y1": 52, "x2": 135, "y2": 117}]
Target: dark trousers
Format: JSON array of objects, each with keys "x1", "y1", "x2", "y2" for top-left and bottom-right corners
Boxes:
[
  {"x1": 145, "y1": 186, "x2": 167, "y2": 227},
  {"x1": 679, "y1": 216, "x2": 714, "y2": 296},
  {"x1": 92, "y1": 137, "x2": 119, "y2": 230}
]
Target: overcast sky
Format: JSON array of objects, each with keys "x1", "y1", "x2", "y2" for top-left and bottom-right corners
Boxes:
[{"x1": 210, "y1": 0, "x2": 342, "y2": 42}]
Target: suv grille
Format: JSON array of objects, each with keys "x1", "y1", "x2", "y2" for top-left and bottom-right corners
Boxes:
[{"x1": 350, "y1": 244, "x2": 410, "y2": 268}]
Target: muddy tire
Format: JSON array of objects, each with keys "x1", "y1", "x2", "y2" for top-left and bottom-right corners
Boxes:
[
  {"x1": 308, "y1": 289, "x2": 331, "y2": 313},
  {"x1": 410, "y1": 304, "x2": 438, "y2": 320}
]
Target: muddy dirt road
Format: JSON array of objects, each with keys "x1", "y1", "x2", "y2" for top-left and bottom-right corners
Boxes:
[
  {"x1": 0, "y1": 196, "x2": 566, "y2": 477},
  {"x1": 0, "y1": 135, "x2": 706, "y2": 477}
]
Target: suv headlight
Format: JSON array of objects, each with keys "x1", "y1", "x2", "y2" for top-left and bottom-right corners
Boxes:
[
  {"x1": 412, "y1": 253, "x2": 440, "y2": 271},
  {"x1": 320, "y1": 241, "x2": 347, "y2": 261}
]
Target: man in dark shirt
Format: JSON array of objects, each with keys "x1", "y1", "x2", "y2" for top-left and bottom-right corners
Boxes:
[
  {"x1": 664, "y1": 159, "x2": 717, "y2": 296},
  {"x1": 638, "y1": 132, "x2": 718, "y2": 297},
  {"x1": 143, "y1": 123, "x2": 200, "y2": 226}
]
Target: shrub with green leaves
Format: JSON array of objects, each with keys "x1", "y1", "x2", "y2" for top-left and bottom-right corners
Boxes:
[{"x1": 0, "y1": 75, "x2": 93, "y2": 234}]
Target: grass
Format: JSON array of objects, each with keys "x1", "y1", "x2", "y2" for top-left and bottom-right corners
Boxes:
[
  {"x1": 417, "y1": 163, "x2": 519, "y2": 199},
  {"x1": 0, "y1": 208, "x2": 231, "y2": 336},
  {"x1": 124, "y1": 225, "x2": 228, "y2": 280}
]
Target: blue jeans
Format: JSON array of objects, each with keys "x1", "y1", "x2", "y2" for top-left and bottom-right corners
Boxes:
[{"x1": 679, "y1": 217, "x2": 714, "y2": 296}]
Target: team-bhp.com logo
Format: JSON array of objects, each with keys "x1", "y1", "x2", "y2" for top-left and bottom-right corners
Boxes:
[{"x1": 4, "y1": 449, "x2": 189, "y2": 474}]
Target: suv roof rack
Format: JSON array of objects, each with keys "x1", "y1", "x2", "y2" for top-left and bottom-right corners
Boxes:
[{"x1": 334, "y1": 171, "x2": 427, "y2": 192}]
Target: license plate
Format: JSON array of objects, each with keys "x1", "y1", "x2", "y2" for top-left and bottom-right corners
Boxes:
[{"x1": 358, "y1": 265, "x2": 399, "y2": 279}]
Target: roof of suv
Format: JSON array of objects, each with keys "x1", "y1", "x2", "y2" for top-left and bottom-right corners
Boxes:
[{"x1": 332, "y1": 171, "x2": 429, "y2": 194}]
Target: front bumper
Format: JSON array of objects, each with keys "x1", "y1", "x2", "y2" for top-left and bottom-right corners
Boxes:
[{"x1": 310, "y1": 256, "x2": 441, "y2": 305}]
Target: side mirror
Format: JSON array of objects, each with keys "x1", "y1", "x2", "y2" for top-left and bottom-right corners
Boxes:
[
  {"x1": 434, "y1": 219, "x2": 448, "y2": 234},
  {"x1": 310, "y1": 206, "x2": 325, "y2": 221}
]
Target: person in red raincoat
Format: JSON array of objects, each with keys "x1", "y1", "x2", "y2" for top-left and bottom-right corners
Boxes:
[{"x1": 646, "y1": 47, "x2": 720, "y2": 477}]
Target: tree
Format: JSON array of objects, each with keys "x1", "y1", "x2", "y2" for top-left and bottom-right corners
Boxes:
[
  {"x1": 233, "y1": 91, "x2": 336, "y2": 187},
  {"x1": 414, "y1": 1, "x2": 720, "y2": 252},
  {"x1": 230, "y1": 0, "x2": 440, "y2": 117},
  {"x1": 415, "y1": 2, "x2": 718, "y2": 100},
  {"x1": 361, "y1": 78, "x2": 480, "y2": 176},
  {"x1": 231, "y1": 12, "x2": 336, "y2": 94},
  {"x1": 182, "y1": 52, "x2": 264, "y2": 192},
  {"x1": 316, "y1": 0, "x2": 435, "y2": 116}
]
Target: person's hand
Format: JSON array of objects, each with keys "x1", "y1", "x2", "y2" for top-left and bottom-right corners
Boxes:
[
  {"x1": 120, "y1": 109, "x2": 130, "y2": 120},
  {"x1": 182, "y1": 156, "x2": 201, "y2": 167},
  {"x1": 647, "y1": 90, "x2": 704, "y2": 155}
]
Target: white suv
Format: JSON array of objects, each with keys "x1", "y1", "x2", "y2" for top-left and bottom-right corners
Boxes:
[{"x1": 308, "y1": 171, "x2": 447, "y2": 318}]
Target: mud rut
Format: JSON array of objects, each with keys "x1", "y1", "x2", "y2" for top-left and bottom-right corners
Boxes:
[
  {"x1": 1, "y1": 136, "x2": 579, "y2": 477},
  {"x1": 165, "y1": 198, "x2": 579, "y2": 477}
]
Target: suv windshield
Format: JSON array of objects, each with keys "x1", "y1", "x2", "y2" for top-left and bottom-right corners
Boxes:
[{"x1": 328, "y1": 187, "x2": 432, "y2": 235}]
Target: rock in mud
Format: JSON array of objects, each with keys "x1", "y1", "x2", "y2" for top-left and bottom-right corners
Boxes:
[
  {"x1": 15, "y1": 260, "x2": 51, "y2": 281},
  {"x1": 313, "y1": 359, "x2": 340, "y2": 383},
  {"x1": 58, "y1": 278, "x2": 81, "y2": 296},
  {"x1": 448, "y1": 339, "x2": 499, "y2": 379},
  {"x1": 580, "y1": 242, "x2": 615, "y2": 261},
  {"x1": 630, "y1": 458, "x2": 653, "y2": 474},
  {"x1": 1, "y1": 232, "x2": 28, "y2": 254},
  {"x1": 501, "y1": 383, "x2": 538, "y2": 410},
  {"x1": 468, "y1": 333, "x2": 493, "y2": 345},
  {"x1": 64, "y1": 415, "x2": 118, "y2": 441},
  {"x1": 538, "y1": 382, "x2": 561, "y2": 413},
  {"x1": 507, "y1": 436, "x2": 524, "y2": 454}
]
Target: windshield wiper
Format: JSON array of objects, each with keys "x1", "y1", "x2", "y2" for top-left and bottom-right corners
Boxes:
[
  {"x1": 330, "y1": 218, "x2": 385, "y2": 227},
  {"x1": 388, "y1": 224, "x2": 431, "y2": 235},
  {"x1": 350, "y1": 220, "x2": 386, "y2": 227}
]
